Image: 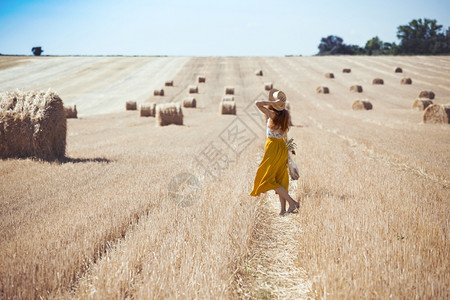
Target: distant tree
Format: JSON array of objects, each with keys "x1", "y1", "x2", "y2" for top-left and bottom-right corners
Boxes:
[
  {"x1": 365, "y1": 36, "x2": 382, "y2": 55},
  {"x1": 31, "y1": 47, "x2": 43, "y2": 56},
  {"x1": 317, "y1": 35, "x2": 364, "y2": 55},
  {"x1": 397, "y1": 18, "x2": 450, "y2": 54}
]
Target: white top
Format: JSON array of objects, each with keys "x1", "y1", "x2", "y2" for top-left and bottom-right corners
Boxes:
[{"x1": 266, "y1": 118, "x2": 286, "y2": 139}]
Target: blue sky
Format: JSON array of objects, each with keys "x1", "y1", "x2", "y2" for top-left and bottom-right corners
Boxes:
[{"x1": 1, "y1": 0, "x2": 449, "y2": 56}]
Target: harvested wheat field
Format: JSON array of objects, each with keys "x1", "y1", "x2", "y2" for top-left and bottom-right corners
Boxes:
[{"x1": 0, "y1": 55, "x2": 449, "y2": 299}]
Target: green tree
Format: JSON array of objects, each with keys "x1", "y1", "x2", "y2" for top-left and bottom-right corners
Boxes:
[
  {"x1": 397, "y1": 18, "x2": 449, "y2": 54},
  {"x1": 317, "y1": 35, "x2": 364, "y2": 55}
]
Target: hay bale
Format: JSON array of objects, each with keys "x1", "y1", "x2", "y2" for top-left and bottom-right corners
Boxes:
[
  {"x1": 325, "y1": 73, "x2": 335, "y2": 79},
  {"x1": 198, "y1": 76, "x2": 206, "y2": 83},
  {"x1": 140, "y1": 103, "x2": 156, "y2": 117},
  {"x1": 350, "y1": 85, "x2": 363, "y2": 93},
  {"x1": 352, "y1": 100, "x2": 373, "y2": 110},
  {"x1": 188, "y1": 85, "x2": 198, "y2": 94},
  {"x1": 183, "y1": 97, "x2": 197, "y2": 108},
  {"x1": 422, "y1": 104, "x2": 450, "y2": 124},
  {"x1": 0, "y1": 90, "x2": 67, "y2": 160},
  {"x1": 222, "y1": 95, "x2": 234, "y2": 102},
  {"x1": 225, "y1": 86, "x2": 235, "y2": 95},
  {"x1": 165, "y1": 80, "x2": 174, "y2": 87},
  {"x1": 126, "y1": 101, "x2": 137, "y2": 110},
  {"x1": 418, "y1": 90, "x2": 435, "y2": 100},
  {"x1": 401, "y1": 78, "x2": 412, "y2": 85},
  {"x1": 412, "y1": 99, "x2": 433, "y2": 111},
  {"x1": 342, "y1": 68, "x2": 351, "y2": 73},
  {"x1": 220, "y1": 100, "x2": 236, "y2": 115},
  {"x1": 65, "y1": 105, "x2": 77, "y2": 119},
  {"x1": 154, "y1": 89, "x2": 164, "y2": 96},
  {"x1": 255, "y1": 70, "x2": 263, "y2": 76},
  {"x1": 264, "y1": 82, "x2": 273, "y2": 91},
  {"x1": 156, "y1": 103, "x2": 183, "y2": 126},
  {"x1": 372, "y1": 78, "x2": 384, "y2": 85},
  {"x1": 316, "y1": 86, "x2": 330, "y2": 94},
  {"x1": 395, "y1": 67, "x2": 403, "y2": 73}
]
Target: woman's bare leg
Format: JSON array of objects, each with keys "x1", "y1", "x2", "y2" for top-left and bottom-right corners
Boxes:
[
  {"x1": 279, "y1": 194, "x2": 287, "y2": 215},
  {"x1": 275, "y1": 187, "x2": 299, "y2": 213}
]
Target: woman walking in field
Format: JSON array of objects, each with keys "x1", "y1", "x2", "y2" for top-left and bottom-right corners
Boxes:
[{"x1": 250, "y1": 89, "x2": 299, "y2": 215}]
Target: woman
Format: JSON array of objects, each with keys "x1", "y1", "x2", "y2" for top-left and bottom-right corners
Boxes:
[{"x1": 250, "y1": 88, "x2": 299, "y2": 215}]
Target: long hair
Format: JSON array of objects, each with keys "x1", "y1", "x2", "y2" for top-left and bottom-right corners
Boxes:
[{"x1": 268, "y1": 106, "x2": 290, "y2": 132}]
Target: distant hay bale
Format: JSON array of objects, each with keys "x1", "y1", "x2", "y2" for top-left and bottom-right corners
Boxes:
[
  {"x1": 222, "y1": 95, "x2": 234, "y2": 102},
  {"x1": 154, "y1": 89, "x2": 164, "y2": 96},
  {"x1": 126, "y1": 101, "x2": 137, "y2": 110},
  {"x1": 422, "y1": 104, "x2": 450, "y2": 124},
  {"x1": 264, "y1": 82, "x2": 273, "y2": 91},
  {"x1": 198, "y1": 76, "x2": 206, "y2": 83},
  {"x1": 342, "y1": 68, "x2": 351, "y2": 73},
  {"x1": 156, "y1": 103, "x2": 183, "y2": 126},
  {"x1": 140, "y1": 103, "x2": 156, "y2": 117},
  {"x1": 65, "y1": 105, "x2": 77, "y2": 119},
  {"x1": 0, "y1": 90, "x2": 67, "y2": 160},
  {"x1": 350, "y1": 85, "x2": 363, "y2": 93},
  {"x1": 412, "y1": 99, "x2": 433, "y2": 111},
  {"x1": 220, "y1": 100, "x2": 236, "y2": 115},
  {"x1": 316, "y1": 86, "x2": 330, "y2": 94},
  {"x1": 255, "y1": 70, "x2": 263, "y2": 76},
  {"x1": 372, "y1": 78, "x2": 384, "y2": 85},
  {"x1": 395, "y1": 67, "x2": 403, "y2": 73},
  {"x1": 165, "y1": 80, "x2": 174, "y2": 87},
  {"x1": 188, "y1": 85, "x2": 198, "y2": 94},
  {"x1": 225, "y1": 86, "x2": 235, "y2": 95},
  {"x1": 325, "y1": 73, "x2": 335, "y2": 79},
  {"x1": 183, "y1": 97, "x2": 197, "y2": 108},
  {"x1": 418, "y1": 90, "x2": 435, "y2": 100},
  {"x1": 352, "y1": 100, "x2": 373, "y2": 110},
  {"x1": 401, "y1": 78, "x2": 412, "y2": 85}
]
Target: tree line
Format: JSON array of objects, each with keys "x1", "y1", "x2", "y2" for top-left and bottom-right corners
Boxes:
[{"x1": 317, "y1": 18, "x2": 450, "y2": 55}]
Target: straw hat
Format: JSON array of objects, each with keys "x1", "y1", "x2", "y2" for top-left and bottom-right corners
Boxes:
[{"x1": 268, "y1": 88, "x2": 287, "y2": 111}]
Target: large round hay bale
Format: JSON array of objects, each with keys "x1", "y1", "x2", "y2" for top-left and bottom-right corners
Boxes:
[
  {"x1": 222, "y1": 95, "x2": 234, "y2": 102},
  {"x1": 154, "y1": 89, "x2": 164, "y2": 96},
  {"x1": 126, "y1": 101, "x2": 137, "y2": 110},
  {"x1": 342, "y1": 68, "x2": 351, "y2": 73},
  {"x1": 395, "y1": 67, "x2": 403, "y2": 73},
  {"x1": 165, "y1": 80, "x2": 174, "y2": 87},
  {"x1": 0, "y1": 90, "x2": 66, "y2": 160},
  {"x1": 255, "y1": 69, "x2": 263, "y2": 76},
  {"x1": 225, "y1": 86, "x2": 235, "y2": 95},
  {"x1": 325, "y1": 73, "x2": 335, "y2": 79},
  {"x1": 316, "y1": 86, "x2": 330, "y2": 94},
  {"x1": 188, "y1": 85, "x2": 198, "y2": 94},
  {"x1": 198, "y1": 76, "x2": 206, "y2": 83},
  {"x1": 183, "y1": 97, "x2": 197, "y2": 108},
  {"x1": 140, "y1": 103, "x2": 156, "y2": 117},
  {"x1": 352, "y1": 100, "x2": 373, "y2": 110},
  {"x1": 423, "y1": 104, "x2": 450, "y2": 124},
  {"x1": 156, "y1": 103, "x2": 183, "y2": 126},
  {"x1": 418, "y1": 90, "x2": 435, "y2": 100},
  {"x1": 401, "y1": 78, "x2": 412, "y2": 85},
  {"x1": 264, "y1": 82, "x2": 273, "y2": 91},
  {"x1": 412, "y1": 99, "x2": 433, "y2": 111},
  {"x1": 65, "y1": 105, "x2": 77, "y2": 119},
  {"x1": 221, "y1": 100, "x2": 236, "y2": 115},
  {"x1": 350, "y1": 85, "x2": 363, "y2": 93},
  {"x1": 372, "y1": 78, "x2": 384, "y2": 85}
]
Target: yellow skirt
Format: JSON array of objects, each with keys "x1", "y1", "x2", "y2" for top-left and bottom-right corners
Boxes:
[{"x1": 250, "y1": 138, "x2": 289, "y2": 196}]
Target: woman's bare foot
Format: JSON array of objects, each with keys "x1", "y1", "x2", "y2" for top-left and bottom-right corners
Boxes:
[
  {"x1": 287, "y1": 201, "x2": 299, "y2": 213},
  {"x1": 279, "y1": 210, "x2": 286, "y2": 216}
]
